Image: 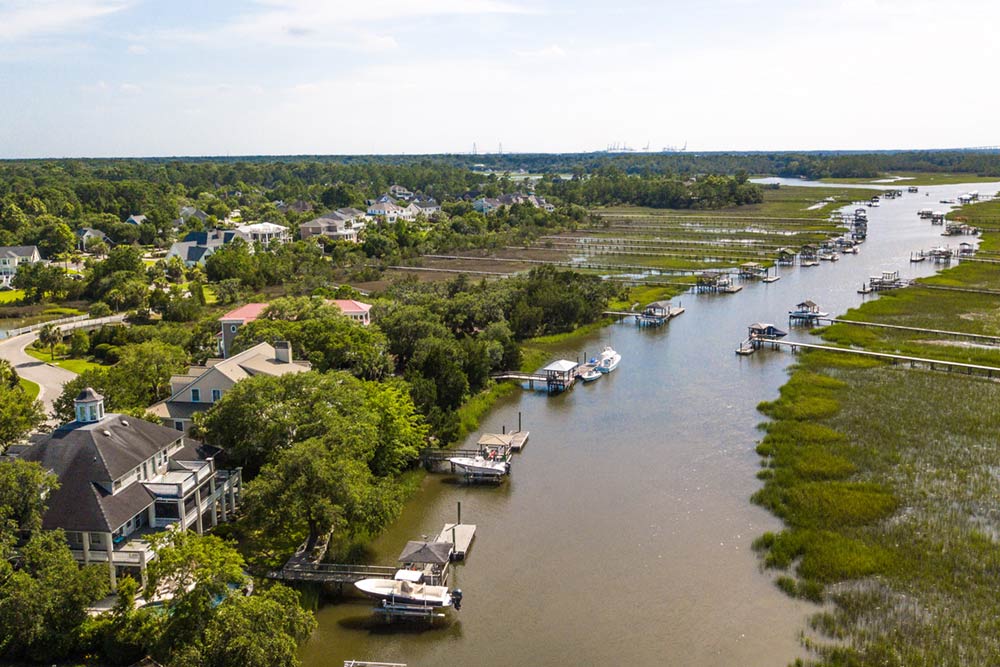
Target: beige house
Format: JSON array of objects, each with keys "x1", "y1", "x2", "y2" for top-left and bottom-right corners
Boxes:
[
  {"x1": 15, "y1": 388, "x2": 242, "y2": 588},
  {"x1": 150, "y1": 341, "x2": 311, "y2": 432},
  {"x1": 0, "y1": 245, "x2": 41, "y2": 287}
]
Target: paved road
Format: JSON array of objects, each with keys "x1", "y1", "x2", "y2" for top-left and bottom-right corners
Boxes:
[{"x1": 0, "y1": 331, "x2": 78, "y2": 417}]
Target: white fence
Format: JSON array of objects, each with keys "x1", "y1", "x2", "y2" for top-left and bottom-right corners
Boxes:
[{"x1": 2, "y1": 314, "x2": 126, "y2": 339}]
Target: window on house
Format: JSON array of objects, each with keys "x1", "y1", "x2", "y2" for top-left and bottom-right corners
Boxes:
[
  {"x1": 191, "y1": 388, "x2": 200, "y2": 402},
  {"x1": 211, "y1": 389, "x2": 222, "y2": 402},
  {"x1": 174, "y1": 421, "x2": 183, "y2": 431},
  {"x1": 230, "y1": 324, "x2": 237, "y2": 333}
]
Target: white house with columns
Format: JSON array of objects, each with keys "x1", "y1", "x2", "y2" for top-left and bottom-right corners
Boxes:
[{"x1": 15, "y1": 387, "x2": 242, "y2": 588}]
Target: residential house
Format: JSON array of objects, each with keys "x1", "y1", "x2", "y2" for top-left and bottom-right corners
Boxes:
[
  {"x1": 472, "y1": 197, "x2": 502, "y2": 214},
  {"x1": 331, "y1": 299, "x2": 372, "y2": 325},
  {"x1": 367, "y1": 200, "x2": 411, "y2": 222},
  {"x1": 15, "y1": 388, "x2": 242, "y2": 588},
  {"x1": 165, "y1": 229, "x2": 249, "y2": 267},
  {"x1": 299, "y1": 208, "x2": 367, "y2": 243},
  {"x1": 236, "y1": 221, "x2": 289, "y2": 246},
  {"x1": 414, "y1": 199, "x2": 442, "y2": 216},
  {"x1": 388, "y1": 185, "x2": 414, "y2": 201},
  {"x1": 76, "y1": 227, "x2": 110, "y2": 252},
  {"x1": 218, "y1": 302, "x2": 269, "y2": 357},
  {"x1": 149, "y1": 341, "x2": 311, "y2": 433},
  {"x1": 473, "y1": 193, "x2": 554, "y2": 214},
  {"x1": 179, "y1": 206, "x2": 209, "y2": 223},
  {"x1": 0, "y1": 245, "x2": 41, "y2": 287},
  {"x1": 125, "y1": 214, "x2": 147, "y2": 225}
]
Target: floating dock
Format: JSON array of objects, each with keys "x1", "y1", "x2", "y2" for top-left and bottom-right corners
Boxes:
[{"x1": 436, "y1": 523, "x2": 476, "y2": 560}]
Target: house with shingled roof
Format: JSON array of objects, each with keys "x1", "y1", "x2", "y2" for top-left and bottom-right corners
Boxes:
[
  {"x1": 13, "y1": 388, "x2": 242, "y2": 588},
  {"x1": 0, "y1": 245, "x2": 41, "y2": 287},
  {"x1": 299, "y1": 208, "x2": 367, "y2": 243},
  {"x1": 149, "y1": 341, "x2": 310, "y2": 433}
]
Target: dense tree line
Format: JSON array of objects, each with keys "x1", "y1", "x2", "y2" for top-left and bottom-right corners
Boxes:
[{"x1": 536, "y1": 168, "x2": 762, "y2": 208}]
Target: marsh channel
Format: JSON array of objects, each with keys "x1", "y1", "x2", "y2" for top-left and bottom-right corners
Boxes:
[{"x1": 302, "y1": 178, "x2": 1000, "y2": 666}]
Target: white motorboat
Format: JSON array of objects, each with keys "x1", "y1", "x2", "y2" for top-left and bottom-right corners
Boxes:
[
  {"x1": 355, "y1": 577, "x2": 458, "y2": 608},
  {"x1": 448, "y1": 453, "x2": 510, "y2": 477},
  {"x1": 580, "y1": 368, "x2": 602, "y2": 382},
  {"x1": 596, "y1": 346, "x2": 621, "y2": 373}
]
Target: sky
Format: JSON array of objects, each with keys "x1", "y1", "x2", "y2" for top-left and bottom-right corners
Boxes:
[{"x1": 0, "y1": 0, "x2": 997, "y2": 158}]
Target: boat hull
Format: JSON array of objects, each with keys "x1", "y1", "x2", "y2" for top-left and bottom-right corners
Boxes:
[
  {"x1": 448, "y1": 456, "x2": 509, "y2": 477},
  {"x1": 355, "y1": 578, "x2": 453, "y2": 608}
]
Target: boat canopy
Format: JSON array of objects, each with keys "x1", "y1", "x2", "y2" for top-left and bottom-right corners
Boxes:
[{"x1": 398, "y1": 540, "x2": 452, "y2": 565}]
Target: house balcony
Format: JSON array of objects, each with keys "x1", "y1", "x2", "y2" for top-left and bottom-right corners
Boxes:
[
  {"x1": 142, "y1": 462, "x2": 213, "y2": 498},
  {"x1": 70, "y1": 531, "x2": 156, "y2": 567}
]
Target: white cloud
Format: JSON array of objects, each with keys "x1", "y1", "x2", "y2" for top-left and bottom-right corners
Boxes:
[
  {"x1": 515, "y1": 44, "x2": 566, "y2": 59},
  {"x1": 0, "y1": 0, "x2": 129, "y2": 42},
  {"x1": 119, "y1": 83, "x2": 142, "y2": 94},
  {"x1": 127, "y1": 43, "x2": 147, "y2": 54},
  {"x1": 155, "y1": 0, "x2": 533, "y2": 51}
]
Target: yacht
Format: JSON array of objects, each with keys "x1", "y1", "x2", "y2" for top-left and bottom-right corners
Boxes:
[{"x1": 597, "y1": 346, "x2": 621, "y2": 373}]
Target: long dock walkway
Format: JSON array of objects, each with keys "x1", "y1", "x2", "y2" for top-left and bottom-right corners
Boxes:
[
  {"x1": 821, "y1": 318, "x2": 1000, "y2": 345},
  {"x1": 764, "y1": 339, "x2": 1000, "y2": 378},
  {"x1": 268, "y1": 562, "x2": 397, "y2": 584}
]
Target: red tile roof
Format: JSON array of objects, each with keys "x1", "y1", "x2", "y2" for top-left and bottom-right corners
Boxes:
[
  {"x1": 331, "y1": 299, "x2": 372, "y2": 315},
  {"x1": 219, "y1": 303, "x2": 269, "y2": 322}
]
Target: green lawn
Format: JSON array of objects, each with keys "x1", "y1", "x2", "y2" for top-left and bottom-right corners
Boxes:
[
  {"x1": 18, "y1": 377, "x2": 40, "y2": 400},
  {"x1": 25, "y1": 348, "x2": 105, "y2": 374},
  {"x1": 0, "y1": 289, "x2": 24, "y2": 304}
]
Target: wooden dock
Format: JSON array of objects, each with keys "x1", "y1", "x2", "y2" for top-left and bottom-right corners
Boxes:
[
  {"x1": 760, "y1": 339, "x2": 1000, "y2": 378},
  {"x1": 436, "y1": 523, "x2": 476, "y2": 560},
  {"x1": 267, "y1": 562, "x2": 397, "y2": 585},
  {"x1": 820, "y1": 318, "x2": 1000, "y2": 345}
]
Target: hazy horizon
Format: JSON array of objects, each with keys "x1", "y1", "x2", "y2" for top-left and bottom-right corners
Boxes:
[{"x1": 2, "y1": 0, "x2": 997, "y2": 159}]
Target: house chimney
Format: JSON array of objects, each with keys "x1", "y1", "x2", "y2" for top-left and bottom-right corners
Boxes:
[{"x1": 274, "y1": 341, "x2": 292, "y2": 364}]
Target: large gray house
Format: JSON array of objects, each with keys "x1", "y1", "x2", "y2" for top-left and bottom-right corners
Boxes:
[{"x1": 15, "y1": 388, "x2": 242, "y2": 588}]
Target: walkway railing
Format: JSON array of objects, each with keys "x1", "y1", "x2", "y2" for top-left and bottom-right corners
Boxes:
[{"x1": 2, "y1": 314, "x2": 126, "y2": 339}]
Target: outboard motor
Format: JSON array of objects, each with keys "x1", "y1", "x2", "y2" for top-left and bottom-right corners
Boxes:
[{"x1": 451, "y1": 589, "x2": 463, "y2": 610}]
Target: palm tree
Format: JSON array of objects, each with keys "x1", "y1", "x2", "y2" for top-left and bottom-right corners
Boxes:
[{"x1": 37, "y1": 324, "x2": 61, "y2": 361}]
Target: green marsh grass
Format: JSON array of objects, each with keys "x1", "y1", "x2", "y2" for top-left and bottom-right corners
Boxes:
[{"x1": 755, "y1": 197, "x2": 1000, "y2": 665}]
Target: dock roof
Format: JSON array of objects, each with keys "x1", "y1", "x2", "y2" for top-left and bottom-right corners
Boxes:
[
  {"x1": 398, "y1": 540, "x2": 452, "y2": 564},
  {"x1": 543, "y1": 359, "x2": 578, "y2": 373},
  {"x1": 477, "y1": 433, "x2": 514, "y2": 447}
]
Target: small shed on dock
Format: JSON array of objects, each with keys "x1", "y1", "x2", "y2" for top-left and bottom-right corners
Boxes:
[
  {"x1": 542, "y1": 359, "x2": 578, "y2": 393},
  {"x1": 748, "y1": 322, "x2": 788, "y2": 340},
  {"x1": 795, "y1": 300, "x2": 820, "y2": 314},
  {"x1": 697, "y1": 271, "x2": 722, "y2": 287},
  {"x1": 777, "y1": 248, "x2": 796, "y2": 265},
  {"x1": 739, "y1": 262, "x2": 766, "y2": 279},
  {"x1": 643, "y1": 300, "x2": 673, "y2": 318},
  {"x1": 800, "y1": 244, "x2": 818, "y2": 261},
  {"x1": 398, "y1": 541, "x2": 452, "y2": 585}
]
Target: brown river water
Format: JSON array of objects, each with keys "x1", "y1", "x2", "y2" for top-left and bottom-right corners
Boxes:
[{"x1": 302, "y1": 179, "x2": 1000, "y2": 666}]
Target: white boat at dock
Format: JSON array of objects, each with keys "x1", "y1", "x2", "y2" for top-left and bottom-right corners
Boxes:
[
  {"x1": 448, "y1": 452, "x2": 510, "y2": 477},
  {"x1": 580, "y1": 368, "x2": 602, "y2": 382},
  {"x1": 596, "y1": 346, "x2": 621, "y2": 373},
  {"x1": 355, "y1": 576, "x2": 458, "y2": 608}
]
